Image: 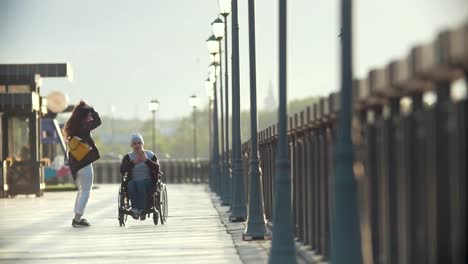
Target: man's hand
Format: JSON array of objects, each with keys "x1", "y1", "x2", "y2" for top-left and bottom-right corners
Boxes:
[
  {"x1": 133, "y1": 151, "x2": 148, "y2": 164},
  {"x1": 133, "y1": 156, "x2": 145, "y2": 164},
  {"x1": 138, "y1": 150, "x2": 148, "y2": 161}
]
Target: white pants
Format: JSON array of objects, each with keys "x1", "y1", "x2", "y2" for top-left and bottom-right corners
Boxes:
[{"x1": 74, "y1": 164, "x2": 94, "y2": 215}]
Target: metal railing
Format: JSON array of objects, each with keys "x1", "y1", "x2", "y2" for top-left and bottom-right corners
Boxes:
[
  {"x1": 243, "y1": 94, "x2": 339, "y2": 260},
  {"x1": 234, "y1": 23, "x2": 467, "y2": 263},
  {"x1": 93, "y1": 159, "x2": 210, "y2": 184}
]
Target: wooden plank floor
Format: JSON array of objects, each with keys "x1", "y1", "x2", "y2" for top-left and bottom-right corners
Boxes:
[{"x1": 0, "y1": 184, "x2": 242, "y2": 264}]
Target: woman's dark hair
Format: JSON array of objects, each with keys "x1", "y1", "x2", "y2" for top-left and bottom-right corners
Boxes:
[{"x1": 64, "y1": 100, "x2": 92, "y2": 139}]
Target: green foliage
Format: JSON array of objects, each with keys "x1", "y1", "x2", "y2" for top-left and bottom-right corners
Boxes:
[{"x1": 90, "y1": 96, "x2": 319, "y2": 159}]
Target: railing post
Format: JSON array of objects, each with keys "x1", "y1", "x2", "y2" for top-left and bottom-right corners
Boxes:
[
  {"x1": 433, "y1": 80, "x2": 455, "y2": 263},
  {"x1": 312, "y1": 103, "x2": 320, "y2": 251},
  {"x1": 319, "y1": 98, "x2": 331, "y2": 257},
  {"x1": 289, "y1": 116, "x2": 297, "y2": 237},
  {"x1": 299, "y1": 111, "x2": 308, "y2": 246},
  {"x1": 265, "y1": 127, "x2": 273, "y2": 220},
  {"x1": 305, "y1": 106, "x2": 313, "y2": 247},
  {"x1": 326, "y1": 93, "x2": 339, "y2": 259},
  {"x1": 211, "y1": 77, "x2": 222, "y2": 195}
]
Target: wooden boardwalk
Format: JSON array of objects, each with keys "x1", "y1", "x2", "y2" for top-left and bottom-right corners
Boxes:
[{"x1": 0, "y1": 184, "x2": 243, "y2": 264}]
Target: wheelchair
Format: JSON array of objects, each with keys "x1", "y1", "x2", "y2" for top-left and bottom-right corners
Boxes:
[{"x1": 117, "y1": 172, "x2": 168, "y2": 226}]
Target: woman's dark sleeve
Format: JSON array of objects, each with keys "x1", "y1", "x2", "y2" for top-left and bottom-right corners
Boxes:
[
  {"x1": 120, "y1": 155, "x2": 134, "y2": 175},
  {"x1": 85, "y1": 109, "x2": 102, "y2": 130}
]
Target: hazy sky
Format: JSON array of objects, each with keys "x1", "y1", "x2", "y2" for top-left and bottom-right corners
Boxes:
[{"x1": 1, "y1": 0, "x2": 467, "y2": 120}]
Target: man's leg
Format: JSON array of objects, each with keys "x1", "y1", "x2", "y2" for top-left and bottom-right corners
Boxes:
[
  {"x1": 127, "y1": 180, "x2": 138, "y2": 209},
  {"x1": 134, "y1": 179, "x2": 147, "y2": 220},
  {"x1": 142, "y1": 178, "x2": 153, "y2": 211},
  {"x1": 127, "y1": 180, "x2": 140, "y2": 219}
]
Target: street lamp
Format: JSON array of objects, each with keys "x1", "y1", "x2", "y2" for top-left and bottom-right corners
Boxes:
[
  {"x1": 205, "y1": 79, "x2": 214, "y2": 162},
  {"x1": 217, "y1": 0, "x2": 232, "y2": 206},
  {"x1": 269, "y1": 0, "x2": 296, "y2": 262},
  {"x1": 212, "y1": 16, "x2": 227, "y2": 202},
  {"x1": 212, "y1": 18, "x2": 224, "y2": 39},
  {"x1": 218, "y1": 0, "x2": 231, "y2": 15},
  {"x1": 243, "y1": 0, "x2": 269, "y2": 241},
  {"x1": 331, "y1": 1, "x2": 363, "y2": 263},
  {"x1": 209, "y1": 62, "x2": 220, "y2": 81},
  {"x1": 148, "y1": 99, "x2": 159, "y2": 152},
  {"x1": 208, "y1": 61, "x2": 221, "y2": 194},
  {"x1": 210, "y1": 53, "x2": 220, "y2": 64},
  {"x1": 207, "y1": 35, "x2": 219, "y2": 55},
  {"x1": 229, "y1": 0, "x2": 247, "y2": 222},
  {"x1": 188, "y1": 94, "x2": 200, "y2": 162},
  {"x1": 209, "y1": 58, "x2": 223, "y2": 195}
]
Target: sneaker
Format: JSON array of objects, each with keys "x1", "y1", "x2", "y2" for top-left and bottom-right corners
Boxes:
[
  {"x1": 140, "y1": 210, "x2": 146, "y2": 221},
  {"x1": 131, "y1": 208, "x2": 139, "y2": 220},
  {"x1": 72, "y1": 218, "x2": 91, "y2": 227}
]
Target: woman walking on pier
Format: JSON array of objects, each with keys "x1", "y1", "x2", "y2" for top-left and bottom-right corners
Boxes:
[{"x1": 64, "y1": 100, "x2": 102, "y2": 227}]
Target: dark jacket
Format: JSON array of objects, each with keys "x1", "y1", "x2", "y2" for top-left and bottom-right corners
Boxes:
[
  {"x1": 120, "y1": 152, "x2": 160, "y2": 184},
  {"x1": 68, "y1": 109, "x2": 102, "y2": 178}
]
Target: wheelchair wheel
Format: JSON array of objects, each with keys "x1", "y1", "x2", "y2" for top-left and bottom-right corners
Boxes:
[
  {"x1": 160, "y1": 184, "x2": 168, "y2": 224},
  {"x1": 118, "y1": 187, "x2": 128, "y2": 227},
  {"x1": 152, "y1": 191, "x2": 159, "y2": 225},
  {"x1": 153, "y1": 207, "x2": 159, "y2": 225}
]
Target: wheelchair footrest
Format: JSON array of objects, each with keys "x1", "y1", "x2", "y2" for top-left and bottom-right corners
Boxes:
[
  {"x1": 119, "y1": 208, "x2": 133, "y2": 215},
  {"x1": 119, "y1": 207, "x2": 157, "y2": 215}
]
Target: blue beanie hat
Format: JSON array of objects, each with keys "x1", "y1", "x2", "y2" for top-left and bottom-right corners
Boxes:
[{"x1": 130, "y1": 133, "x2": 144, "y2": 145}]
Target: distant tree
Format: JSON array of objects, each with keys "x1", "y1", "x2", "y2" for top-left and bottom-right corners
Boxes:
[{"x1": 84, "y1": 96, "x2": 319, "y2": 161}]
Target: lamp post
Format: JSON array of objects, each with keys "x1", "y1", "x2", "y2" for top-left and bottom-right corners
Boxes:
[
  {"x1": 208, "y1": 53, "x2": 220, "y2": 176},
  {"x1": 331, "y1": 1, "x2": 362, "y2": 263},
  {"x1": 188, "y1": 95, "x2": 200, "y2": 162},
  {"x1": 211, "y1": 26, "x2": 225, "y2": 198},
  {"x1": 218, "y1": 0, "x2": 231, "y2": 17},
  {"x1": 205, "y1": 79, "x2": 214, "y2": 163},
  {"x1": 229, "y1": 0, "x2": 247, "y2": 222},
  {"x1": 268, "y1": 0, "x2": 296, "y2": 262},
  {"x1": 217, "y1": 0, "x2": 232, "y2": 206},
  {"x1": 212, "y1": 16, "x2": 228, "y2": 203},
  {"x1": 148, "y1": 99, "x2": 159, "y2": 152},
  {"x1": 205, "y1": 78, "x2": 215, "y2": 190},
  {"x1": 208, "y1": 34, "x2": 224, "y2": 195},
  {"x1": 207, "y1": 35, "x2": 220, "y2": 56},
  {"x1": 208, "y1": 59, "x2": 221, "y2": 194},
  {"x1": 243, "y1": 0, "x2": 269, "y2": 240}
]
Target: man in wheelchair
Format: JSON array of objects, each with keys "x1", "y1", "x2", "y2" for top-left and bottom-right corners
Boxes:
[{"x1": 120, "y1": 134, "x2": 160, "y2": 220}]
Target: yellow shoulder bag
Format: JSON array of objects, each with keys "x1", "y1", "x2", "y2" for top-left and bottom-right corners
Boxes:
[{"x1": 68, "y1": 136, "x2": 92, "y2": 161}]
